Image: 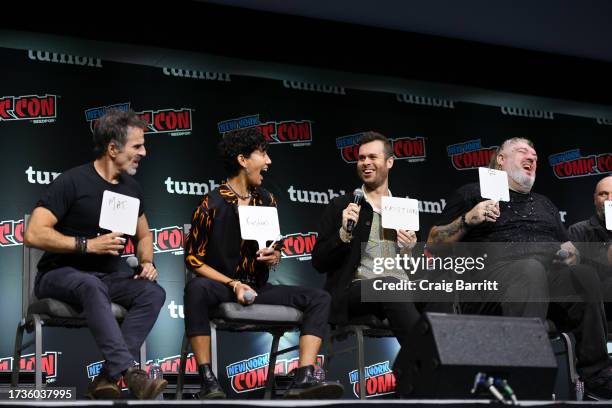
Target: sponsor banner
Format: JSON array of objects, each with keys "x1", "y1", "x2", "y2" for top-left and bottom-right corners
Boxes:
[
  {"x1": 396, "y1": 93, "x2": 455, "y2": 109},
  {"x1": 162, "y1": 67, "x2": 231, "y2": 82},
  {"x1": 336, "y1": 133, "x2": 426, "y2": 163},
  {"x1": 0, "y1": 352, "x2": 59, "y2": 383},
  {"x1": 281, "y1": 232, "x2": 317, "y2": 261},
  {"x1": 549, "y1": 149, "x2": 612, "y2": 179},
  {"x1": 282, "y1": 80, "x2": 346, "y2": 95},
  {"x1": 348, "y1": 360, "x2": 396, "y2": 398},
  {"x1": 500, "y1": 106, "x2": 554, "y2": 120},
  {"x1": 0, "y1": 94, "x2": 58, "y2": 123},
  {"x1": 0, "y1": 219, "x2": 24, "y2": 247},
  {"x1": 123, "y1": 225, "x2": 184, "y2": 257},
  {"x1": 217, "y1": 115, "x2": 313, "y2": 146},
  {"x1": 85, "y1": 103, "x2": 193, "y2": 136},
  {"x1": 226, "y1": 353, "x2": 324, "y2": 394},
  {"x1": 446, "y1": 139, "x2": 498, "y2": 170},
  {"x1": 28, "y1": 50, "x2": 102, "y2": 68}
]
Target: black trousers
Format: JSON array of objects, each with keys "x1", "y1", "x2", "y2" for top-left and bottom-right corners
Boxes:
[
  {"x1": 347, "y1": 277, "x2": 424, "y2": 345},
  {"x1": 35, "y1": 267, "x2": 166, "y2": 379},
  {"x1": 462, "y1": 259, "x2": 610, "y2": 379},
  {"x1": 184, "y1": 277, "x2": 331, "y2": 339}
]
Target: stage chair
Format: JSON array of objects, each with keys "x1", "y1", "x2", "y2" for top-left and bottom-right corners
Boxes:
[
  {"x1": 176, "y1": 224, "x2": 303, "y2": 400},
  {"x1": 11, "y1": 215, "x2": 146, "y2": 390},
  {"x1": 326, "y1": 314, "x2": 394, "y2": 399}
]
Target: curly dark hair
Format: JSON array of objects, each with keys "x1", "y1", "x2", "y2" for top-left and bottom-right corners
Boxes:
[
  {"x1": 359, "y1": 131, "x2": 393, "y2": 158},
  {"x1": 92, "y1": 109, "x2": 147, "y2": 158},
  {"x1": 218, "y1": 127, "x2": 268, "y2": 177}
]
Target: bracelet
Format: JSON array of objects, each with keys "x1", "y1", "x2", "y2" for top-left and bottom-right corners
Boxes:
[
  {"x1": 226, "y1": 279, "x2": 240, "y2": 292},
  {"x1": 75, "y1": 236, "x2": 87, "y2": 254}
]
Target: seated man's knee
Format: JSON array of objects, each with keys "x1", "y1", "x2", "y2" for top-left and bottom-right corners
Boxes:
[
  {"x1": 515, "y1": 259, "x2": 547, "y2": 284},
  {"x1": 76, "y1": 275, "x2": 109, "y2": 299},
  {"x1": 144, "y1": 283, "x2": 166, "y2": 308}
]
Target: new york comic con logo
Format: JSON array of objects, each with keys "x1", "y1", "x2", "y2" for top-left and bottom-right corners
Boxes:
[
  {"x1": 281, "y1": 232, "x2": 317, "y2": 261},
  {"x1": 335, "y1": 133, "x2": 426, "y2": 163},
  {"x1": 217, "y1": 114, "x2": 312, "y2": 146},
  {"x1": 0, "y1": 352, "x2": 59, "y2": 383},
  {"x1": 122, "y1": 226, "x2": 183, "y2": 256},
  {"x1": 549, "y1": 149, "x2": 612, "y2": 179},
  {"x1": 447, "y1": 139, "x2": 498, "y2": 170},
  {"x1": 0, "y1": 219, "x2": 24, "y2": 248},
  {"x1": 85, "y1": 103, "x2": 193, "y2": 136},
  {"x1": 348, "y1": 360, "x2": 396, "y2": 398},
  {"x1": 226, "y1": 353, "x2": 324, "y2": 393},
  {"x1": 0, "y1": 94, "x2": 58, "y2": 123}
]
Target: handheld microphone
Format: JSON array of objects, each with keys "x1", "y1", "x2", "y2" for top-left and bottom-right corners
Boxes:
[
  {"x1": 243, "y1": 290, "x2": 256, "y2": 305},
  {"x1": 346, "y1": 189, "x2": 364, "y2": 234},
  {"x1": 126, "y1": 256, "x2": 141, "y2": 272},
  {"x1": 556, "y1": 248, "x2": 570, "y2": 260}
]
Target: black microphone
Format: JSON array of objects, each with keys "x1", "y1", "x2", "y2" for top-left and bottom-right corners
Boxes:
[{"x1": 346, "y1": 189, "x2": 364, "y2": 234}]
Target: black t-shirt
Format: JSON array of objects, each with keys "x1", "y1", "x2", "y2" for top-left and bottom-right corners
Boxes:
[
  {"x1": 436, "y1": 183, "x2": 569, "y2": 261},
  {"x1": 36, "y1": 163, "x2": 145, "y2": 274}
]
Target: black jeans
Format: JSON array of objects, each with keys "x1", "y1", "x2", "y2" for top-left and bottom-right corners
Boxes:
[
  {"x1": 35, "y1": 267, "x2": 166, "y2": 379},
  {"x1": 347, "y1": 277, "x2": 424, "y2": 345},
  {"x1": 184, "y1": 278, "x2": 331, "y2": 339}
]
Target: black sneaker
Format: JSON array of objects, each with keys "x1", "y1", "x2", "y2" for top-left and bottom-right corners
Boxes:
[
  {"x1": 584, "y1": 366, "x2": 612, "y2": 400},
  {"x1": 284, "y1": 365, "x2": 344, "y2": 399},
  {"x1": 124, "y1": 367, "x2": 167, "y2": 400},
  {"x1": 198, "y1": 363, "x2": 226, "y2": 399},
  {"x1": 85, "y1": 369, "x2": 121, "y2": 400}
]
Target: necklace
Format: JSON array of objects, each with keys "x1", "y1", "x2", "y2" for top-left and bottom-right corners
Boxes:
[
  {"x1": 225, "y1": 182, "x2": 251, "y2": 200},
  {"x1": 505, "y1": 194, "x2": 535, "y2": 218}
]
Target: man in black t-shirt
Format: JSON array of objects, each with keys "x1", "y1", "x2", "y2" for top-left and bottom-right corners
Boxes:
[
  {"x1": 569, "y1": 176, "x2": 612, "y2": 319},
  {"x1": 24, "y1": 110, "x2": 166, "y2": 400},
  {"x1": 428, "y1": 137, "x2": 612, "y2": 400}
]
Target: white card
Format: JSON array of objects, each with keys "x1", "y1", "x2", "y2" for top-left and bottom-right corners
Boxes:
[
  {"x1": 479, "y1": 167, "x2": 510, "y2": 202},
  {"x1": 605, "y1": 200, "x2": 612, "y2": 231},
  {"x1": 238, "y1": 206, "x2": 281, "y2": 249},
  {"x1": 381, "y1": 196, "x2": 420, "y2": 231},
  {"x1": 99, "y1": 190, "x2": 140, "y2": 236}
]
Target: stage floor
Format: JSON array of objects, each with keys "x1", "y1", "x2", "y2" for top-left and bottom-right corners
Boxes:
[{"x1": 0, "y1": 399, "x2": 611, "y2": 408}]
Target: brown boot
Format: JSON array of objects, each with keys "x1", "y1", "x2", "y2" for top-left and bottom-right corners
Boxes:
[
  {"x1": 124, "y1": 367, "x2": 167, "y2": 400},
  {"x1": 85, "y1": 369, "x2": 121, "y2": 400}
]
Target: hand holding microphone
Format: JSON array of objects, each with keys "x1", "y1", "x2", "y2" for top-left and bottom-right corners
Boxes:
[
  {"x1": 243, "y1": 290, "x2": 257, "y2": 305},
  {"x1": 342, "y1": 189, "x2": 364, "y2": 234},
  {"x1": 126, "y1": 256, "x2": 157, "y2": 281},
  {"x1": 235, "y1": 282, "x2": 257, "y2": 305}
]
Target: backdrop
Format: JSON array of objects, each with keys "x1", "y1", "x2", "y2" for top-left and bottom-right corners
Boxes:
[{"x1": 0, "y1": 46, "x2": 610, "y2": 398}]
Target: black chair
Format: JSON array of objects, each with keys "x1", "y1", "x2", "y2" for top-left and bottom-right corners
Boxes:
[
  {"x1": 175, "y1": 224, "x2": 303, "y2": 400},
  {"x1": 327, "y1": 315, "x2": 394, "y2": 399},
  {"x1": 11, "y1": 215, "x2": 146, "y2": 389}
]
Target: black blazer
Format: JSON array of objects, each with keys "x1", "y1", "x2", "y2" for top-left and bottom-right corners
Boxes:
[{"x1": 312, "y1": 193, "x2": 375, "y2": 324}]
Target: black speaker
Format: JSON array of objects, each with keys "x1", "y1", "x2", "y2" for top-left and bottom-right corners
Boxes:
[{"x1": 394, "y1": 312, "x2": 557, "y2": 400}]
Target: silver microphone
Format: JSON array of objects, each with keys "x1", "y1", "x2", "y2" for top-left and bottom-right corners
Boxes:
[{"x1": 243, "y1": 291, "x2": 256, "y2": 305}]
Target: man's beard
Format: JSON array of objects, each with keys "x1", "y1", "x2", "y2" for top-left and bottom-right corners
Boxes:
[
  {"x1": 596, "y1": 205, "x2": 605, "y2": 220},
  {"x1": 507, "y1": 166, "x2": 535, "y2": 192}
]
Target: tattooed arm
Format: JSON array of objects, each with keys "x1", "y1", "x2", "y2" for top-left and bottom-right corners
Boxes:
[{"x1": 428, "y1": 199, "x2": 500, "y2": 244}]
